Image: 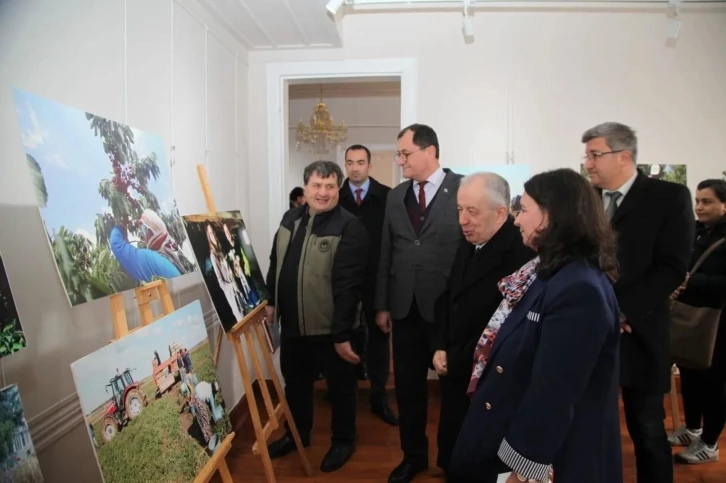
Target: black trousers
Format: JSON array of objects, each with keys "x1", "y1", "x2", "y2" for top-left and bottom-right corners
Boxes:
[
  {"x1": 437, "y1": 375, "x2": 471, "y2": 471},
  {"x1": 353, "y1": 308, "x2": 391, "y2": 406},
  {"x1": 280, "y1": 335, "x2": 357, "y2": 444},
  {"x1": 621, "y1": 386, "x2": 674, "y2": 483},
  {"x1": 392, "y1": 300, "x2": 431, "y2": 463},
  {"x1": 679, "y1": 364, "x2": 726, "y2": 446}
]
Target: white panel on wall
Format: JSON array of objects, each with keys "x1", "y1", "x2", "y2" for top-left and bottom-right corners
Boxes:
[
  {"x1": 126, "y1": 0, "x2": 173, "y2": 146},
  {"x1": 206, "y1": 34, "x2": 238, "y2": 212},
  {"x1": 172, "y1": 2, "x2": 207, "y2": 215},
  {"x1": 612, "y1": 12, "x2": 726, "y2": 195},
  {"x1": 509, "y1": 12, "x2": 619, "y2": 173}
]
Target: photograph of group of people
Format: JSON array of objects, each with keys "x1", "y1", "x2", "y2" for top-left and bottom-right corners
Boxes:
[{"x1": 183, "y1": 211, "x2": 271, "y2": 335}]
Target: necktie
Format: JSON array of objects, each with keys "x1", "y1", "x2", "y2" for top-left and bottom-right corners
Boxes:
[
  {"x1": 355, "y1": 188, "x2": 363, "y2": 206},
  {"x1": 418, "y1": 181, "x2": 428, "y2": 212},
  {"x1": 605, "y1": 191, "x2": 622, "y2": 220}
]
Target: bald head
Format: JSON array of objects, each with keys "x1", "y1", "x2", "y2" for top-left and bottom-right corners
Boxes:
[{"x1": 457, "y1": 172, "x2": 510, "y2": 245}]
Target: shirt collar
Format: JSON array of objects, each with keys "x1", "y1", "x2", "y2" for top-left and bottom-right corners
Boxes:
[
  {"x1": 413, "y1": 167, "x2": 445, "y2": 189},
  {"x1": 603, "y1": 169, "x2": 637, "y2": 199},
  {"x1": 349, "y1": 177, "x2": 370, "y2": 196}
]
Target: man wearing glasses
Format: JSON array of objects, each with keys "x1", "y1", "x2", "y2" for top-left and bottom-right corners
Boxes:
[
  {"x1": 582, "y1": 122, "x2": 694, "y2": 483},
  {"x1": 375, "y1": 124, "x2": 463, "y2": 482}
]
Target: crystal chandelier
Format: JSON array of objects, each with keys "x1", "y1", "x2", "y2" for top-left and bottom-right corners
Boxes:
[{"x1": 295, "y1": 86, "x2": 347, "y2": 154}]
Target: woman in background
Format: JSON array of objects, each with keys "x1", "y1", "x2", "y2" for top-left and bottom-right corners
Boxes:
[
  {"x1": 669, "y1": 179, "x2": 726, "y2": 464},
  {"x1": 448, "y1": 168, "x2": 622, "y2": 483}
]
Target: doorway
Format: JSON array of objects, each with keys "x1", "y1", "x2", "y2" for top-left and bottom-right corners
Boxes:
[
  {"x1": 287, "y1": 79, "x2": 401, "y2": 195},
  {"x1": 265, "y1": 58, "x2": 418, "y2": 242}
]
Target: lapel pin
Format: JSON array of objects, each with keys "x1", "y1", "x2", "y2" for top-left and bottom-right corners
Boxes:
[{"x1": 444, "y1": 188, "x2": 448, "y2": 193}]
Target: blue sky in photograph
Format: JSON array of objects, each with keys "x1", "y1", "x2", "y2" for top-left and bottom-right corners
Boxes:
[
  {"x1": 449, "y1": 165, "x2": 531, "y2": 198},
  {"x1": 71, "y1": 301, "x2": 209, "y2": 416},
  {"x1": 12, "y1": 88, "x2": 177, "y2": 245}
]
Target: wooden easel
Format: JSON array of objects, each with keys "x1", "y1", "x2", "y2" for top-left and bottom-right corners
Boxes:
[
  {"x1": 108, "y1": 281, "x2": 235, "y2": 483},
  {"x1": 196, "y1": 165, "x2": 313, "y2": 483}
]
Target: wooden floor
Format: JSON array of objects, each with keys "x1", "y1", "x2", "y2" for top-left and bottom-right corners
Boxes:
[{"x1": 218, "y1": 380, "x2": 726, "y2": 483}]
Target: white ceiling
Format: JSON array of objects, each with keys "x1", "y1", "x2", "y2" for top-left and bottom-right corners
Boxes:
[{"x1": 198, "y1": 0, "x2": 342, "y2": 50}]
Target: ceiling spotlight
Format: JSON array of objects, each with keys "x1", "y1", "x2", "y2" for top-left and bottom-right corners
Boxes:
[
  {"x1": 462, "y1": 0, "x2": 474, "y2": 41},
  {"x1": 326, "y1": 0, "x2": 346, "y2": 15},
  {"x1": 666, "y1": 0, "x2": 682, "y2": 41},
  {"x1": 462, "y1": 14, "x2": 474, "y2": 38}
]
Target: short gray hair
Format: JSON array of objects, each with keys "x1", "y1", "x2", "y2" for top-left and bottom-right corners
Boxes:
[
  {"x1": 303, "y1": 160, "x2": 343, "y2": 187},
  {"x1": 460, "y1": 172, "x2": 511, "y2": 211},
  {"x1": 581, "y1": 122, "x2": 638, "y2": 163}
]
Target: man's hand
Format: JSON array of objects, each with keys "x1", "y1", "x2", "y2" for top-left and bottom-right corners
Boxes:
[
  {"x1": 264, "y1": 305, "x2": 275, "y2": 324},
  {"x1": 376, "y1": 311, "x2": 392, "y2": 334},
  {"x1": 433, "y1": 350, "x2": 448, "y2": 376},
  {"x1": 620, "y1": 313, "x2": 632, "y2": 334},
  {"x1": 334, "y1": 341, "x2": 361, "y2": 364}
]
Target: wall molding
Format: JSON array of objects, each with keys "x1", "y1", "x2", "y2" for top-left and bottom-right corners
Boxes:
[{"x1": 29, "y1": 308, "x2": 219, "y2": 454}]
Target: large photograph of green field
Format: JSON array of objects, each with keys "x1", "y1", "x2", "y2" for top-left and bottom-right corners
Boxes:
[{"x1": 70, "y1": 301, "x2": 231, "y2": 483}]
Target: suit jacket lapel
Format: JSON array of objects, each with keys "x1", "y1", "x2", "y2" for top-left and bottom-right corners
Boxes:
[
  {"x1": 419, "y1": 171, "x2": 457, "y2": 235},
  {"x1": 396, "y1": 180, "x2": 417, "y2": 238},
  {"x1": 607, "y1": 170, "x2": 648, "y2": 225},
  {"x1": 452, "y1": 220, "x2": 518, "y2": 299},
  {"x1": 487, "y1": 279, "x2": 545, "y2": 362}
]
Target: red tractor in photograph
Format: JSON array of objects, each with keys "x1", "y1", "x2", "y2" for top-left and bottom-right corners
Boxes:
[{"x1": 100, "y1": 368, "x2": 148, "y2": 443}]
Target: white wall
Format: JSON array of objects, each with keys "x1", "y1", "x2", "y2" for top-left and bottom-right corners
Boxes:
[
  {"x1": 247, "y1": 7, "x2": 726, "y2": 272},
  {"x1": 287, "y1": 92, "x2": 400, "y2": 194},
  {"x1": 0, "y1": 0, "x2": 256, "y2": 481}
]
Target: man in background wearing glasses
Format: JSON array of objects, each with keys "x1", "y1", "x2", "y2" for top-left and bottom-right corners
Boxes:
[
  {"x1": 376, "y1": 124, "x2": 463, "y2": 483},
  {"x1": 582, "y1": 122, "x2": 693, "y2": 483}
]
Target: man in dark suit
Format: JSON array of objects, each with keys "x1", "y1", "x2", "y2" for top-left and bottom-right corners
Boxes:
[
  {"x1": 582, "y1": 122, "x2": 694, "y2": 483},
  {"x1": 339, "y1": 143, "x2": 398, "y2": 426},
  {"x1": 431, "y1": 172, "x2": 534, "y2": 475},
  {"x1": 376, "y1": 124, "x2": 464, "y2": 483}
]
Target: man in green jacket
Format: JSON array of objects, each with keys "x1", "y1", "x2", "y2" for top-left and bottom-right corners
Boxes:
[{"x1": 265, "y1": 160, "x2": 369, "y2": 472}]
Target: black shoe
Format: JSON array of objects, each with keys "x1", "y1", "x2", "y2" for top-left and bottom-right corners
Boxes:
[
  {"x1": 372, "y1": 404, "x2": 399, "y2": 426},
  {"x1": 267, "y1": 434, "x2": 309, "y2": 459},
  {"x1": 388, "y1": 459, "x2": 428, "y2": 483},
  {"x1": 320, "y1": 443, "x2": 355, "y2": 472},
  {"x1": 355, "y1": 362, "x2": 369, "y2": 380}
]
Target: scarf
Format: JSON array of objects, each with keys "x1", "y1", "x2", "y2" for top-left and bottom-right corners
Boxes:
[{"x1": 467, "y1": 256, "x2": 540, "y2": 396}]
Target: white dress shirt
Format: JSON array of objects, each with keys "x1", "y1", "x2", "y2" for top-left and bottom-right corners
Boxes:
[{"x1": 412, "y1": 167, "x2": 446, "y2": 208}]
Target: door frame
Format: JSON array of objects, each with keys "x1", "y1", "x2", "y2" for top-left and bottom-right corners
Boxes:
[{"x1": 266, "y1": 57, "x2": 418, "y2": 242}]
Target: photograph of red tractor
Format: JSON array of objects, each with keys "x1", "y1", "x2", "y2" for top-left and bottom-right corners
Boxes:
[{"x1": 100, "y1": 368, "x2": 148, "y2": 443}]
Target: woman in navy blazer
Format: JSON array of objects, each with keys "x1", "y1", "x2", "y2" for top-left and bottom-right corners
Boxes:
[{"x1": 448, "y1": 168, "x2": 623, "y2": 483}]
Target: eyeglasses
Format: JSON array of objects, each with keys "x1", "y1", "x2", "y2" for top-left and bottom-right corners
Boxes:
[
  {"x1": 583, "y1": 150, "x2": 624, "y2": 160},
  {"x1": 395, "y1": 145, "x2": 429, "y2": 161}
]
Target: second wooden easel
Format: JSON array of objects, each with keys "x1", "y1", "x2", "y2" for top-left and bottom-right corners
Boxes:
[
  {"x1": 108, "y1": 280, "x2": 235, "y2": 483},
  {"x1": 196, "y1": 165, "x2": 312, "y2": 483}
]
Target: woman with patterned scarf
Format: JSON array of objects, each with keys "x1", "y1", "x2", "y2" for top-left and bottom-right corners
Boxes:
[{"x1": 448, "y1": 168, "x2": 623, "y2": 483}]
